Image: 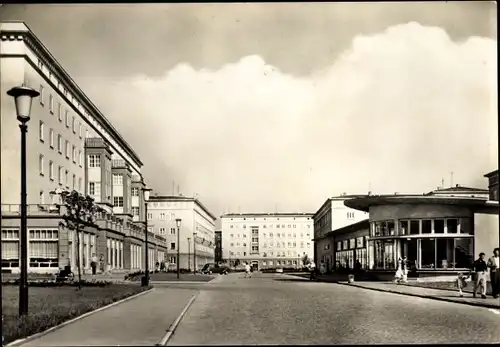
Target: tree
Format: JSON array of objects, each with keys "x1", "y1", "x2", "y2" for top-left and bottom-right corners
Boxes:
[
  {"x1": 55, "y1": 189, "x2": 102, "y2": 290},
  {"x1": 302, "y1": 254, "x2": 311, "y2": 266}
]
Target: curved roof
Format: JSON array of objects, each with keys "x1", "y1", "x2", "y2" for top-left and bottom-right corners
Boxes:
[{"x1": 344, "y1": 195, "x2": 499, "y2": 214}]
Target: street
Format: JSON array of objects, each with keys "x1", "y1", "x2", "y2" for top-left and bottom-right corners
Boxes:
[{"x1": 168, "y1": 273, "x2": 500, "y2": 345}]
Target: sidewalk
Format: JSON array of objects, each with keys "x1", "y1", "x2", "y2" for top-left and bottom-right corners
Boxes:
[
  {"x1": 12, "y1": 287, "x2": 199, "y2": 346},
  {"x1": 339, "y1": 281, "x2": 500, "y2": 309}
]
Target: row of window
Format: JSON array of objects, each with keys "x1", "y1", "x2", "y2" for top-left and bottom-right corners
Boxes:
[
  {"x1": 146, "y1": 212, "x2": 177, "y2": 221},
  {"x1": 229, "y1": 250, "x2": 307, "y2": 257},
  {"x1": 38, "y1": 154, "x2": 82, "y2": 190},
  {"x1": 370, "y1": 218, "x2": 468, "y2": 237},
  {"x1": 336, "y1": 237, "x2": 366, "y2": 251},
  {"x1": 229, "y1": 232, "x2": 311, "y2": 239},
  {"x1": 229, "y1": 224, "x2": 311, "y2": 229},
  {"x1": 230, "y1": 241, "x2": 311, "y2": 248},
  {"x1": 39, "y1": 123, "x2": 84, "y2": 166},
  {"x1": 228, "y1": 217, "x2": 311, "y2": 221}
]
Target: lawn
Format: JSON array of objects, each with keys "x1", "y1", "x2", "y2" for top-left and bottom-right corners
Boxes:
[
  {"x1": 129, "y1": 272, "x2": 215, "y2": 282},
  {"x1": 2, "y1": 284, "x2": 151, "y2": 344}
]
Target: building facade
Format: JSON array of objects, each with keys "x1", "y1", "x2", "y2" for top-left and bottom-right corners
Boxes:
[
  {"x1": 313, "y1": 195, "x2": 369, "y2": 271},
  {"x1": 146, "y1": 195, "x2": 216, "y2": 271},
  {"x1": 484, "y1": 170, "x2": 499, "y2": 201},
  {"x1": 0, "y1": 22, "x2": 167, "y2": 274},
  {"x1": 214, "y1": 230, "x2": 222, "y2": 264},
  {"x1": 220, "y1": 213, "x2": 314, "y2": 270}
]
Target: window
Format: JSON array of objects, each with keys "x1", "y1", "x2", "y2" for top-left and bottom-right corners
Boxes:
[
  {"x1": 29, "y1": 229, "x2": 59, "y2": 268},
  {"x1": 39, "y1": 154, "x2": 44, "y2": 175},
  {"x1": 64, "y1": 170, "x2": 69, "y2": 187},
  {"x1": 447, "y1": 219, "x2": 458, "y2": 234},
  {"x1": 89, "y1": 182, "x2": 100, "y2": 196},
  {"x1": 168, "y1": 228, "x2": 175, "y2": 235},
  {"x1": 159, "y1": 213, "x2": 166, "y2": 220},
  {"x1": 421, "y1": 238, "x2": 435, "y2": 269},
  {"x1": 131, "y1": 187, "x2": 139, "y2": 196},
  {"x1": 113, "y1": 174, "x2": 123, "y2": 185},
  {"x1": 72, "y1": 116, "x2": 76, "y2": 133},
  {"x1": 39, "y1": 190, "x2": 44, "y2": 204},
  {"x1": 39, "y1": 85, "x2": 45, "y2": 105},
  {"x1": 58, "y1": 104, "x2": 62, "y2": 121},
  {"x1": 169, "y1": 256, "x2": 176, "y2": 264},
  {"x1": 58, "y1": 166, "x2": 63, "y2": 185},
  {"x1": 72, "y1": 146, "x2": 77, "y2": 163},
  {"x1": 132, "y1": 207, "x2": 139, "y2": 216},
  {"x1": 65, "y1": 110, "x2": 70, "y2": 127},
  {"x1": 79, "y1": 123, "x2": 82, "y2": 138},
  {"x1": 410, "y1": 220, "x2": 420, "y2": 235},
  {"x1": 159, "y1": 227, "x2": 166, "y2": 235},
  {"x1": 422, "y1": 220, "x2": 432, "y2": 234},
  {"x1": 49, "y1": 161, "x2": 54, "y2": 180},
  {"x1": 49, "y1": 94, "x2": 54, "y2": 113},
  {"x1": 78, "y1": 150, "x2": 82, "y2": 166},
  {"x1": 434, "y1": 219, "x2": 444, "y2": 234},
  {"x1": 399, "y1": 220, "x2": 408, "y2": 235},
  {"x1": 39, "y1": 121, "x2": 44, "y2": 142},
  {"x1": 113, "y1": 197, "x2": 124, "y2": 207},
  {"x1": 58, "y1": 135, "x2": 62, "y2": 153},
  {"x1": 49, "y1": 128, "x2": 54, "y2": 148},
  {"x1": 85, "y1": 129, "x2": 89, "y2": 138},
  {"x1": 72, "y1": 174, "x2": 76, "y2": 189},
  {"x1": 65, "y1": 141, "x2": 70, "y2": 158},
  {"x1": 89, "y1": 155, "x2": 101, "y2": 167},
  {"x1": 170, "y1": 243, "x2": 176, "y2": 250},
  {"x1": 147, "y1": 213, "x2": 152, "y2": 220}
]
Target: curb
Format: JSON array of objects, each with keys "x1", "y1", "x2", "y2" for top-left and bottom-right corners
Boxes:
[
  {"x1": 338, "y1": 282, "x2": 500, "y2": 309},
  {"x1": 5, "y1": 287, "x2": 155, "y2": 347},
  {"x1": 149, "y1": 281, "x2": 213, "y2": 285},
  {"x1": 156, "y1": 292, "x2": 199, "y2": 346}
]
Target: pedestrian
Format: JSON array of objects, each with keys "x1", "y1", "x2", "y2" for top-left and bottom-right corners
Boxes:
[
  {"x1": 90, "y1": 253, "x2": 98, "y2": 275},
  {"x1": 99, "y1": 254, "x2": 105, "y2": 274},
  {"x1": 471, "y1": 252, "x2": 488, "y2": 299},
  {"x1": 160, "y1": 260, "x2": 166, "y2": 272},
  {"x1": 456, "y1": 271, "x2": 471, "y2": 297},
  {"x1": 244, "y1": 262, "x2": 252, "y2": 278},
  {"x1": 487, "y1": 247, "x2": 500, "y2": 299},
  {"x1": 155, "y1": 261, "x2": 160, "y2": 273},
  {"x1": 402, "y1": 256, "x2": 409, "y2": 283},
  {"x1": 308, "y1": 260, "x2": 317, "y2": 280},
  {"x1": 395, "y1": 257, "x2": 403, "y2": 284},
  {"x1": 320, "y1": 261, "x2": 327, "y2": 276}
]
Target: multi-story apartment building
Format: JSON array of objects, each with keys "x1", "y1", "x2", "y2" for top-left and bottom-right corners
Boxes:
[
  {"x1": 313, "y1": 195, "x2": 369, "y2": 271},
  {"x1": 220, "y1": 213, "x2": 314, "y2": 270},
  {"x1": 147, "y1": 195, "x2": 216, "y2": 271},
  {"x1": 0, "y1": 21, "x2": 167, "y2": 274},
  {"x1": 214, "y1": 230, "x2": 222, "y2": 264}
]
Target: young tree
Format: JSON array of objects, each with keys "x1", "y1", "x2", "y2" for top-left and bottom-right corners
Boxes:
[
  {"x1": 302, "y1": 254, "x2": 311, "y2": 266},
  {"x1": 55, "y1": 189, "x2": 102, "y2": 290}
]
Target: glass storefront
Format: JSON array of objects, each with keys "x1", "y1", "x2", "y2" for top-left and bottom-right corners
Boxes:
[{"x1": 335, "y1": 236, "x2": 368, "y2": 270}]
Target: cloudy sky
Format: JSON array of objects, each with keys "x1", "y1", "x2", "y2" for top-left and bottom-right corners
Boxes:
[{"x1": 0, "y1": 2, "x2": 497, "y2": 218}]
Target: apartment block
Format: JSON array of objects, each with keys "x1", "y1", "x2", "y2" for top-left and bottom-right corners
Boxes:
[
  {"x1": 220, "y1": 213, "x2": 314, "y2": 270},
  {"x1": 147, "y1": 195, "x2": 217, "y2": 271},
  {"x1": 0, "y1": 21, "x2": 167, "y2": 274}
]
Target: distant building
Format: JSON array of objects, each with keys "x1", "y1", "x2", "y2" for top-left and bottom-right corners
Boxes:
[
  {"x1": 484, "y1": 169, "x2": 499, "y2": 201},
  {"x1": 147, "y1": 195, "x2": 217, "y2": 271},
  {"x1": 425, "y1": 185, "x2": 489, "y2": 199},
  {"x1": 220, "y1": 213, "x2": 314, "y2": 270},
  {"x1": 215, "y1": 230, "x2": 222, "y2": 263},
  {"x1": 312, "y1": 195, "x2": 369, "y2": 271}
]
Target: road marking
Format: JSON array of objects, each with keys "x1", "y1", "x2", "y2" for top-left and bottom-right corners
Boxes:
[
  {"x1": 489, "y1": 309, "x2": 500, "y2": 315},
  {"x1": 157, "y1": 292, "x2": 198, "y2": 346}
]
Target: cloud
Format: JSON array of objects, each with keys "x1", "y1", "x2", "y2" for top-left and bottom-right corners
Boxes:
[{"x1": 92, "y1": 22, "x2": 497, "y2": 215}]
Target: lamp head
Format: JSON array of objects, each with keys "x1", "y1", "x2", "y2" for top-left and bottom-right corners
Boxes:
[
  {"x1": 7, "y1": 85, "x2": 40, "y2": 122},
  {"x1": 142, "y1": 187, "x2": 152, "y2": 201},
  {"x1": 175, "y1": 218, "x2": 182, "y2": 228}
]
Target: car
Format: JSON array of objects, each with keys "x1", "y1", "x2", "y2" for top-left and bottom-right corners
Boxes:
[
  {"x1": 200, "y1": 263, "x2": 230, "y2": 275},
  {"x1": 275, "y1": 267, "x2": 284, "y2": 273}
]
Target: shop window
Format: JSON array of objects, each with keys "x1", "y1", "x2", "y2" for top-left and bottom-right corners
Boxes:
[
  {"x1": 446, "y1": 219, "x2": 458, "y2": 234},
  {"x1": 387, "y1": 221, "x2": 395, "y2": 236},
  {"x1": 459, "y1": 218, "x2": 473, "y2": 235},
  {"x1": 374, "y1": 240, "x2": 395, "y2": 269},
  {"x1": 436, "y1": 238, "x2": 454, "y2": 268},
  {"x1": 399, "y1": 221, "x2": 408, "y2": 235},
  {"x1": 434, "y1": 219, "x2": 445, "y2": 234},
  {"x1": 401, "y1": 238, "x2": 418, "y2": 269},
  {"x1": 454, "y1": 238, "x2": 473, "y2": 268},
  {"x1": 409, "y1": 220, "x2": 420, "y2": 235},
  {"x1": 422, "y1": 220, "x2": 432, "y2": 234},
  {"x1": 420, "y1": 238, "x2": 436, "y2": 269}
]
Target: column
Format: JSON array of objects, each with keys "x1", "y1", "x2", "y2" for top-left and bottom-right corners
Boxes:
[{"x1": 417, "y1": 239, "x2": 421, "y2": 269}]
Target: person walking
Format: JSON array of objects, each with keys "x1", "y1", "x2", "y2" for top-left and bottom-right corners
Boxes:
[
  {"x1": 487, "y1": 247, "x2": 500, "y2": 299},
  {"x1": 308, "y1": 260, "x2": 317, "y2": 280},
  {"x1": 402, "y1": 256, "x2": 409, "y2": 283},
  {"x1": 90, "y1": 253, "x2": 98, "y2": 276},
  {"x1": 456, "y1": 271, "x2": 471, "y2": 297},
  {"x1": 244, "y1": 262, "x2": 252, "y2": 278},
  {"x1": 395, "y1": 257, "x2": 403, "y2": 284},
  {"x1": 472, "y1": 252, "x2": 488, "y2": 299}
]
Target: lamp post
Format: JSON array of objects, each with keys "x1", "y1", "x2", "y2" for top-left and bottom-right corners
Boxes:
[
  {"x1": 193, "y1": 232, "x2": 197, "y2": 274},
  {"x1": 141, "y1": 187, "x2": 152, "y2": 286},
  {"x1": 187, "y1": 237, "x2": 191, "y2": 272},
  {"x1": 175, "y1": 218, "x2": 181, "y2": 279},
  {"x1": 7, "y1": 84, "x2": 40, "y2": 317}
]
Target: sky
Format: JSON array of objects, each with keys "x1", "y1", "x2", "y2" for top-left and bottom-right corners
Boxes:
[{"x1": 0, "y1": 2, "x2": 497, "y2": 220}]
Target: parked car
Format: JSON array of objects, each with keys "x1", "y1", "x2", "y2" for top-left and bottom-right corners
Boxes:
[
  {"x1": 201, "y1": 263, "x2": 230, "y2": 275},
  {"x1": 275, "y1": 267, "x2": 284, "y2": 273}
]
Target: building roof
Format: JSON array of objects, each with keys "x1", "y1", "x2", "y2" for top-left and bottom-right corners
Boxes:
[
  {"x1": 149, "y1": 195, "x2": 216, "y2": 221},
  {"x1": 313, "y1": 194, "x2": 370, "y2": 219},
  {"x1": 220, "y1": 212, "x2": 314, "y2": 218},
  {"x1": 326, "y1": 219, "x2": 370, "y2": 237},
  {"x1": 484, "y1": 169, "x2": 499, "y2": 178},
  {"x1": 0, "y1": 21, "x2": 143, "y2": 168},
  {"x1": 426, "y1": 185, "x2": 489, "y2": 195},
  {"x1": 344, "y1": 194, "x2": 498, "y2": 214}
]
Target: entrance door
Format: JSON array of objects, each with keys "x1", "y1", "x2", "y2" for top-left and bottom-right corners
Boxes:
[{"x1": 251, "y1": 260, "x2": 259, "y2": 271}]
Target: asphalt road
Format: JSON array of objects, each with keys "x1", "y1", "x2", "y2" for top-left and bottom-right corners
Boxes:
[{"x1": 167, "y1": 272, "x2": 500, "y2": 345}]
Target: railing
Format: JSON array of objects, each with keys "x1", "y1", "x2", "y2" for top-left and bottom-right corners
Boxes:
[
  {"x1": 111, "y1": 159, "x2": 128, "y2": 169},
  {"x1": 1, "y1": 204, "x2": 61, "y2": 216},
  {"x1": 84, "y1": 137, "x2": 107, "y2": 148}
]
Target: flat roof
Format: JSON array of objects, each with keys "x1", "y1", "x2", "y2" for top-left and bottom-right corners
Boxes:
[
  {"x1": 313, "y1": 194, "x2": 370, "y2": 219},
  {"x1": 149, "y1": 195, "x2": 216, "y2": 221},
  {"x1": 221, "y1": 212, "x2": 314, "y2": 218},
  {"x1": 344, "y1": 194, "x2": 498, "y2": 213}
]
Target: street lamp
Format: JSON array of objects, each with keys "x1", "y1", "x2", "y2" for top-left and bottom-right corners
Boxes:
[
  {"x1": 187, "y1": 237, "x2": 191, "y2": 272},
  {"x1": 7, "y1": 84, "x2": 40, "y2": 317},
  {"x1": 175, "y1": 218, "x2": 182, "y2": 279},
  {"x1": 141, "y1": 187, "x2": 152, "y2": 286},
  {"x1": 193, "y1": 232, "x2": 197, "y2": 274}
]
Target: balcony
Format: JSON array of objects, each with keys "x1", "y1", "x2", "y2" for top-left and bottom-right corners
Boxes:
[
  {"x1": 84, "y1": 137, "x2": 109, "y2": 149},
  {"x1": 1, "y1": 204, "x2": 61, "y2": 216},
  {"x1": 112, "y1": 159, "x2": 129, "y2": 169}
]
